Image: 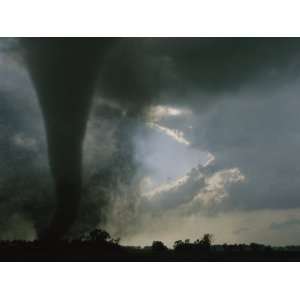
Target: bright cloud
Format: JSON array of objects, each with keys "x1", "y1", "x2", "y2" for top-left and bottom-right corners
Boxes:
[
  {"x1": 192, "y1": 168, "x2": 246, "y2": 207},
  {"x1": 147, "y1": 105, "x2": 192, "y2": 121},
  {"x1": 141, "y1": 174, "x2": 189, "y2": 198},
  {"x1": 147, "y1": 122, "x2": 190, "y2": 145}
]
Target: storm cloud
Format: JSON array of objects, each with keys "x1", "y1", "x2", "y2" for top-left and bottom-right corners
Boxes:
[{"x1": 1, "y1": 37, "x2": 300, "y2": 245}]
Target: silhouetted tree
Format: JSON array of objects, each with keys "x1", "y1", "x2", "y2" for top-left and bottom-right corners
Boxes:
[
  {"x1": 173, "y1": 239, "x2": 194, "y2": 252},
  {"x1": 173, "y1": 240, "x2": 184, "y2": 250},
  {"x1": 201, "y1": 234, "x2": 213, "y2": 247},
  {"x1": 194, "y1": 233, "x2": 213, "y2": 251},
  {"x1": 152, "y1": 241, "x2": 168, "y2": 252}
]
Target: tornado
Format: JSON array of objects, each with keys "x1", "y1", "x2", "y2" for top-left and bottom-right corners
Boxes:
[{"x1": 22, "y1": 38, "x2": 113, "y2": 240}]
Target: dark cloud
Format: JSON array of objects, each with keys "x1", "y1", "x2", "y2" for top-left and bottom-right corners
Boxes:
[
  {"x1": 157, "y1": 38, "x2": 300, "y2": 90},
  {"x1": 97, "y1": 38, "x2": 300, "y2": 111}
]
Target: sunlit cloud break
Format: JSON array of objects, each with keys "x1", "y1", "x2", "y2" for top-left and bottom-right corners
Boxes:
[
  {"x1": 147, "y1": 122, "x2": 190, "y2": 145},
  {"x1": 192, "y1": 168, "x2": 246, "y2": 207},
  {"x1": 141, "y1": 175, "x2": 189, "y2": 198},
  {"x1": 147, "y1": 105, "x2": 192, "y2": 121}
]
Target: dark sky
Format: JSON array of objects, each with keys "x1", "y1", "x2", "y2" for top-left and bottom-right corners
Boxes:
[{"x1": 1, "y1": 38, "x2": 300, "y2": 245}]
